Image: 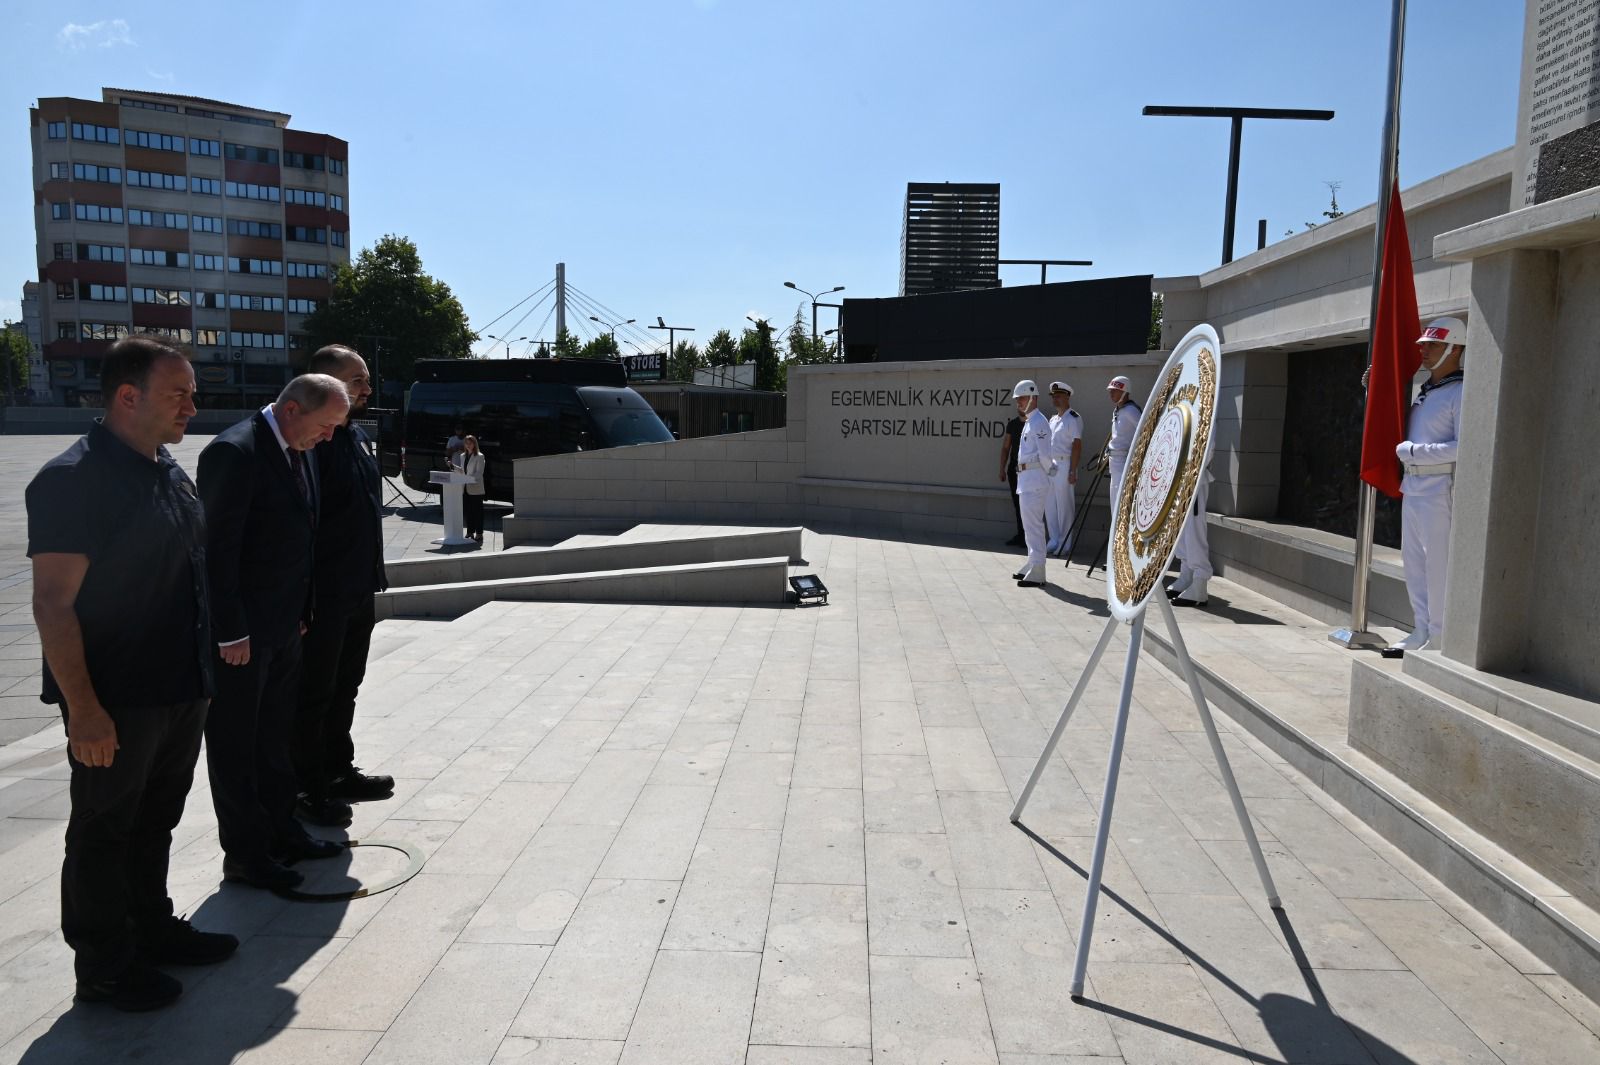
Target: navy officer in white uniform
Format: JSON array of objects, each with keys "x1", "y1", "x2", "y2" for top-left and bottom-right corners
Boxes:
[
  {"x1": 1045, "y1": 382, "x2": 1082, "y2": 556},
  {"x1": 1011, "y1": 380, "x2": 1056, "y2": 587},
  {"x1": 1387, "y1": 316, "x2": 1466, "y2": 656},
  {"x1": 1105, "y1": 375, "x2": 1141, "y2": 525}
]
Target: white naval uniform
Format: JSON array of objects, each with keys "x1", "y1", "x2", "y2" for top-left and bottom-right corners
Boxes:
[
  {"x1": 1015, "y1": 408, "x2": 1055, "y2": 582},
  {"x1": 1045, "y1": 409, "x2": 1082, "y2": 553},
  {"x1": 1396, "y1": 370, "x2": 1463, "y2": 644},
  {"x1": 1106, "y1": 400, "x2": 1141, "y2": 521},
  {"x1": 1173, "y1": 467, "x2": 1215, "y2": 584}
]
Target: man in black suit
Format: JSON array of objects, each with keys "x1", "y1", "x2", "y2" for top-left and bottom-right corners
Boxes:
[
  {"x1": 293, "y1": 345, "x2": 394, "y2": 828},
  {"x1": 199, "y1": 373, "x2": 349, "y2": 891}
]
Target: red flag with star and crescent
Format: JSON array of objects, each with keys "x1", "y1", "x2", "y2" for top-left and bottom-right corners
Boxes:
[{"x1": 1360, "y1": 179, "x2": 1422, "y2": 499}]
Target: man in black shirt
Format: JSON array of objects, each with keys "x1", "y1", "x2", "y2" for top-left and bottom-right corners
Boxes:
[
  {"x1": 27, "y1": 335, "x2": 237, "y2": 1012},
  {"x1": 293, "y1": 345, "x2": 394, "y2": 827},
  {"x1": 998, "y1": 414, "x2": 1026, "y2": 546}
]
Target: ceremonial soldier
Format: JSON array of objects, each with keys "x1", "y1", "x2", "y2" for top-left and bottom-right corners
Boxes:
[
  {"x1": 1385, "y1": 316, "x2": 1466, "y2": 656},
  {"x1": 1010, "y1": 380, "x2": 1056, "y2": 586},
  {"x1": 1168, "y1": 465, "x2": 1215, "y2": 608},
  {"x1": 1105, "y1": 375, "x2": 1141, "y2": 513},
  {"x1": 1045, "y1": 382, "x2": 1082, "y2": 556}
]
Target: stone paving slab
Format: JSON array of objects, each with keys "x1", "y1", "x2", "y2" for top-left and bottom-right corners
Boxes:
[{"x1": 1, "y1": 428, "x2": 1599, "y2": 1061}]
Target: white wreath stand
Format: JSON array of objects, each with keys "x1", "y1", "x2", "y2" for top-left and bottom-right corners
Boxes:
[{"x1": 1009, "y1": 591, "x2": 1282, "y2": 998}]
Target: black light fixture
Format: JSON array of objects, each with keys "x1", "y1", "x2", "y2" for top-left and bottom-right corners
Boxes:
[{"x1": 788, "y1": 574, "x2": 829, "y2": 606}]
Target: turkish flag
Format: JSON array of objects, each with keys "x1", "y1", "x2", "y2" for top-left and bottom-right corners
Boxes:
[{"x1": 1360, "y1": 179, "x2": 1422, "y2": 499}]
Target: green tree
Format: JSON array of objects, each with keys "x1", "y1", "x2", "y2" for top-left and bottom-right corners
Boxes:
[
  {"x1": 1, "y1": 327, "x2": 31, "y2": 403},
  {"x1": 740, "y1": 319, "x2": 781, "y2": 392},
  {"x1": 1148, "y1": 293, "x2": 1164, "y2": 350},
  {"x1": 301, "y1": 234, "x2": 475, "y2": 390},
  {"x1": 578, "y1": 333, "x2": 620, "y2": 360},
  {"x1": 668, "y1": 339, "x2": 703, "y2": 382},
  {"x1": 703, "y1": 328, "x2": 738, "y2": 368},
  {"x1": 777, "y1": 309, "x2": 834, "y2": 390},
  {"x1": 553, "y1": 328, "x2": 583, "y2": 359}
]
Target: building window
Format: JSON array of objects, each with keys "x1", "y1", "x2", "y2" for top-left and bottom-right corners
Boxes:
[
  {"x1": 132, "y1": 287, "x2": 191, "y2": 306},
  {"x1": 287, "y1": 298, "x2": 318, "y2": 315},
  {"x1": 193, "y1": 254, "x2": 222, "y2": 271},
  {"x1": 228, "y1": 257, "x2": 283, "y2": 276},
  {"x1": 223, "y1": 143, "x2": 279, "y2": 165},
  {"x1": 288, "y1": 333, "x2": 306, "y2": 350},
  {"x1": 74, "y1": 203, "x2": 124, "y2": 224},
  {"x1": 287, "y1": 225, "x2": 325, "y2": 244},
  {"x1": 190, "y1": 137, "x2": 221, "y2": 157},
  {"x1": 127, "y1": 209, "x2": 188, "y2": 230},
  {"x1": 720, "y1": 411, "x2": 755, "y2": 433},
  {"x1": 225, "y1": 181, "x2": 280, "y2": 202},
  {"x1": 195, "y1": 328, "x2": 224, "y2": 346},
  {"x1": 55, "y1": 281, "x2": 75, "y2": 301},
  {"x1": 229, "y1": 330, "x2": 286, "y2": 349},
  {"x1": 282, "y1": 188, "x2": 326, "y2": 207},
  {"x1": 120, "y1": 98, "x2": 179, "y2": 113},
  {"x1": 53, "y1": 242, "x2": 73, "y2": 261},
  {"x1": 130, "y1": 248, "x2": 190, "y2": 268},
  {"x1": 330, "y1": 193, "x2": 344, "y2": 212},
  {"x1": 139, "y1": 326, "x2": 195, "y2": 344},
  {"x1": 124, "y1": 128, "x2": 184, "y2": 152},
  {"x1": 80, "y1": 283, "x2": 128, "y2": 303},
  {"x1": 286, "y1": 261, "x2": 327, "y2": 279},
  {"x1": 192, "y1": 215, "x2": 223, "y2": 233},
  {"x1": 47, "y1": 121, "x2": 67, "y2": 139},
  {"x1": 227, "y1": 293, "x2": 284, "y2": 312},
  {"x1": 57, "y1": 321, "x2": 77, "y2": 339},
  {"x1": 73, "y1": 163, "x2": 123, "y2": 183},
  {"x1": 194, "y1": 290, "x2": 225, "y2": 308},
  {"x1": 79, "y1": 243, "x2": 126, "y2": 262},
  {"x1": 125, "y1": 168, "x2": 183, "y2": 190},
  {"x1": 189, "y1": 176, "x2": 221, "y2": 195},
  {"x1": 81, "y1": 322, "x2": 131, "y2": 341},
  {"x1": 282, "y1": 151, "x2": 324, "y2": 171},
  {"x1": 71, "y1": 122, "x2": 120, "y2": 144},
  {"x1": 49, "y1": 162, "x2": 71, "y2": 179},
  {"x1": 330, "y1": 230, "x2": 347, "y2": 248},
  {"x1": 51, "y1": 203, "x2": 69, "y2": 220},
  {"x1": 228, "y1": 219, "x2": 282, "y2": 238},
  {"x1": 328, "y1": 158, "x2": 346, "y2": 176}
]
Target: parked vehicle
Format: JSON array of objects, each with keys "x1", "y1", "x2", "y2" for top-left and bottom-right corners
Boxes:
[{"x1": 398, "y1": 358, "x2": 674, "y2": 500}]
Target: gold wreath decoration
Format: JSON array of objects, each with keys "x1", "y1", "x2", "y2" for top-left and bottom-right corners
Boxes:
[{"x1": 1112, "y1": 348, "x2": 1216, "y2": 606}]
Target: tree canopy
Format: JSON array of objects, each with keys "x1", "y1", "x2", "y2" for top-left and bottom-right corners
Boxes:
[
  {"x1": 301, "y1": 234, "x2": 475, "y2": 392},
  {"x1": 1, "y1": 328, "x2": 31, "y2": 403},
  {"x1": 578, "y1": 333, "x2": 620, "y2": 360},
  {"x1": 703, "y1": 329, "x2": 738, "y2": 369},
  {"x1": 739, "y1": 319, "x2": 782, "y2": 392},
  {"x1": 667, "y1": 339, "x2": 703, "y2": 382}
]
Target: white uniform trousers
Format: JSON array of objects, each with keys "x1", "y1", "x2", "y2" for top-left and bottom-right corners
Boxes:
[
  {"x1": 1106, "y1": 458, "x2": 1127, "y2": 561},
  {"x1": 1045, "y1": 473, "x2": 1076, "y2": 553},
  {"x1": 1018, "y1": 486, "x2": 1049, "y2": 581},
  {"x1": 1401, "y1": 483, "x2": 1452, "y2": 643},
  {"x1": 1174, "y1": 482, "x2": 1213, "y2": 582}
]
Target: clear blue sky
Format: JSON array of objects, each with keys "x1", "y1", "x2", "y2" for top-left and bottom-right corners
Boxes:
[{"x1": 2, "y1": 0, "x2": 1524, "y2": 355}]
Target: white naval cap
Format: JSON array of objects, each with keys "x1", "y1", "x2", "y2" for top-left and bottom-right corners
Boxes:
[
  {"x1": 1417, "y1": 316, "x2": 1466, "y2": 348},
  {"x1": 1011, "y1": 379, "x2": 1040, "y2": 399},
  {"x1": 1107, "y1": 375, "x2": 1131, "y2": 391},
  {"x1": 1048, "y1": 380, "x2": 1072, "y2": 393}
]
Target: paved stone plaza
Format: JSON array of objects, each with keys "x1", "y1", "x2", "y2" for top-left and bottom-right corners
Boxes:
[{"x1": 1, "y1": 434, "x2": 1598, "y2": 1064}]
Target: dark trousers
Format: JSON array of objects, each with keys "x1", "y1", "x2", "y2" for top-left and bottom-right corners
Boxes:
[
  {"x1": 294, "y1": 597, "x2": 375, "y2": 796},
  {"x1": 206, "y1": 635, "x2": 302, "y2": 864},
  {"x1": 1008, "y1": 467, "x2": 1023, "y2": 537},
  {"x1": 464, "y1": 492, "x2": 485, "y2": 538},
  {"x1": 61, "y1": 698, "x2": 207, "y2": 982}
]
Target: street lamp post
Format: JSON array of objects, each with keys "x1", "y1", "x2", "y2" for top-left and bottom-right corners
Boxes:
[
  {"x1": 588, "y1": 316, "x2": 634, "y2": 357},
  {"x1": 648, "y1": 317, "x2": 695, "y2": 370},
  {"x1": 484, "y1": 334, "x2": 527, "y2": 358},
  {"x1": 783, "y1": 281, "x2": 845, "y2": 346}
]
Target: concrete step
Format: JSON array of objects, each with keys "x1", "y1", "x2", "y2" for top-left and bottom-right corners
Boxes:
[
  {"x1": 1350, "y1": 658, "x2": 1600, "y2": 911},
  {"x1": 1402, "y1": 650, "x2": 1600, "y2": 765},
  {"x1": 375, "y1": 556, "x2": 793, "y2": 620},
  {"x1": 1141, "y1": 626, "x2": 1600, "y2": 1005},
  {"x1": 503, "y1": 516, "x2": 632, "y2": 545},
  {"x1": 385, "y1": 526, "x2": 804, "y2": 589}
]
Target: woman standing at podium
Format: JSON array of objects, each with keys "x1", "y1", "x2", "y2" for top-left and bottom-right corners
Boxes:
[{"x1": 456, "y1": 435, "x2": 487, "y2": 544}]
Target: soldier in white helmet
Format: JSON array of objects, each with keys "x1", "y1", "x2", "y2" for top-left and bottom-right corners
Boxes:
[
  {"x1": 1010, "y1": 380, "x2": 1055, "y2": 586},
  {"x1": 1384, "y1": 316, "x2": 1466, "y2": 657},
  {"x1": 1045, "y1": 382, "x2": 1082, "y2": 556},
  {"x1": 1168, "y1": 464, "x2": 1215, "y2": 607},
  {"x1": 1105, "y1": 375, "x2": 1141, "y2": 519}
]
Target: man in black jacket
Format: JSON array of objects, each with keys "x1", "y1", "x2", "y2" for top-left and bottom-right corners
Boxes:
[
  {"x1": 293, "y1": 345, "x2": 394, "y2": 826},
  {"x1": 199, "y1": 373, "x2": 349, "y2": 891}
]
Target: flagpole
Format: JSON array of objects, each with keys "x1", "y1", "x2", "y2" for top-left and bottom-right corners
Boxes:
[{"x1": 1333, "y1": 0, "x2": 1407, "y2": 650}]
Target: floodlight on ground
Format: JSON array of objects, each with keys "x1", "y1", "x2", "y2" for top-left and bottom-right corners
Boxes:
[{"x1": 788, "y1": 574, "x2": 829, "y2": 606}]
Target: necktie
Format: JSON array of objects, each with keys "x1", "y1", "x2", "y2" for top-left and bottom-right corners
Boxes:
[{"x1": 289, "y1": 449, "x2": 313, "y2": 509}]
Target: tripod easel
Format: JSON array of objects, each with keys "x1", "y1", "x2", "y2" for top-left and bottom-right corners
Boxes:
[{"x1": 1060, "y1": 438, "x2": 1110, "y2": 574}]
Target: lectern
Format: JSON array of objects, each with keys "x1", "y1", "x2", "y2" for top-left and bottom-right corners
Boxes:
[{"x1": 428, "y1": 470, "x2": 474, "y2": 547}]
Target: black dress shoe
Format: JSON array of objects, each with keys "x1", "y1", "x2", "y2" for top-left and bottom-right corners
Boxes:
[
  {"x1": 327, "y1": 767, "x2": 395, "y2": 802},
  {"x1": 275, "y1": 832, "x2": 345, "y2": 862},
  {"x1": 75, "y1": 962, "x2": 182, "y2": 1011},
  {"x1": 1171, "y1": 597, "x2": 1208, "y2": 609},
  {"x1": 1018, "y1": 579, "x2": 1045, "y2": 588},
  {"x1": 1011, "y1": 570, "x2": 1027, "y2": 580},
  {"x1": 221, "y1": 856, "x2": 304, "y2": 892},
  {"x1": 138, "y1": 916, "x2": 239, "y2": 966},
  {"x1": 296, "y1": 794, "x2": 353, "y2": 827}
]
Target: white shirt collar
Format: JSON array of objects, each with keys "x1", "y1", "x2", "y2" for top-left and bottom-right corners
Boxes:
[{"x1": 261, "y1": 404, "x2": 292, "y2": 457}]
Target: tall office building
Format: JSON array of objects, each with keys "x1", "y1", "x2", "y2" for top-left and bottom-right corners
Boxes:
[
  {"x1": 899, "y1": 182, "x2": 1000, "y2": 297},
  {"x1": 29, "y1": 88, "x2": 349, "y2": 406}
]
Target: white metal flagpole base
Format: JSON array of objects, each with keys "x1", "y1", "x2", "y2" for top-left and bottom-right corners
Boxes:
[
  {"x1": 1069, "y1": 609, "x2": 1147, "y2": 999},
  {"x1": 1010, "y1": 614, "x2": 1121, "y2": 824},
  {"x1": 1155, "y1": 593, "x2": 1282, "y2": 907}
]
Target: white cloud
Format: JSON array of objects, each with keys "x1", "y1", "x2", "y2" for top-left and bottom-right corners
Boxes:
[
  {"x1": 58, "y1": 19, "x2": 135, "y2": 51},
  {"x1": 146, "y1": 67, "x2": 175, "y2": 83}
]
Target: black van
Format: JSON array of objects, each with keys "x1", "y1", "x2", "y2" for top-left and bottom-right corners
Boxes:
[{"x1": 400, "y1": 358, "x2": 674, "y2": 499}]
